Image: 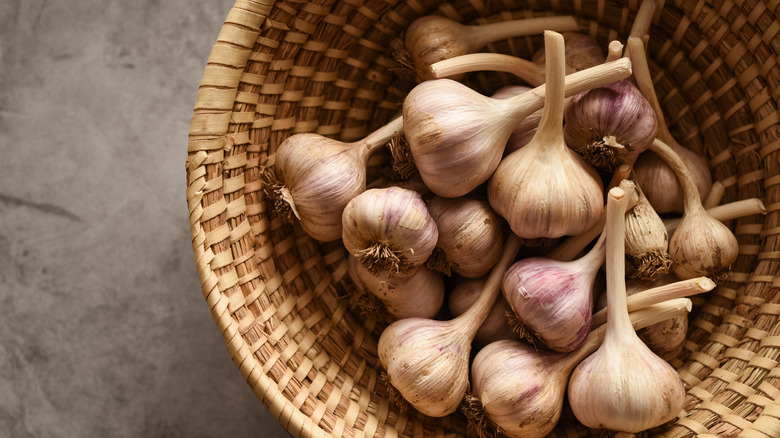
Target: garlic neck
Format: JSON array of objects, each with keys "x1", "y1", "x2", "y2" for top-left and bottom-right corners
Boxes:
[
  {"x1": 604, "y1": 185, "x2": 634, "y2": 344},
  {"x1": 532, "y1": 31, "x2": 566, "y2": 149},
  {"x1": 355, "y1": 116, "x2": 404, "y2": 163}
]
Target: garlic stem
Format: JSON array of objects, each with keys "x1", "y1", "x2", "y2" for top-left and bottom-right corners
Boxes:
[
  {"x1": 356, "y1": 116, "x2": 404, "y2": 162},
  {"x1": 704, "y1": 180, "x2": 725, "y2": 209},
  {"x1": 459, "y1": 234, "x2": 522, "y2": 336},
  {"x1": 604, "y1": 184, "x2": 634, "y2": 338},
  {"x1": 534, "y1": 30, "x2": 566, "y2": 146},
  {"x1": 467, "y1": 15, "x2": 581, "y2": 49},
  {"x1": 430, "y1": 53, "x2": 544, "y2": 86},
  {"x1": 629, "y1": 0, "x2": 658, "y2": 40},
  {"x1": 650, "y1": 138, "x2": 703, "y2": 212},
  {"x1": 626, "y1": 37, "x2": 673, "y2": 145},
  {"x1": 605, "y1": 40, "x2": 624, "y2": 62},
  {"x1": 591, "y1": 276, "x2": 714, "y2": 327},
  {"x1": 663, "y1": 197, "x2": 767, "y2": 232}
]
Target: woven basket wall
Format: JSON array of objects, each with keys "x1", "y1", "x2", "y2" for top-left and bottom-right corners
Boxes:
[{"x1": 186, "y1": 0, "x2": 780, "y2": 436}]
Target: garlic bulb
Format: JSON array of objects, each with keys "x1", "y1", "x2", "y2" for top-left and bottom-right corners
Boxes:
[
  {"x1": 402, "y1": 56, "x2": 632, "y2": 198},
  {"x1": 490, "y1": 85, "x2": 542, "y2": 153},
  {"x1": 426, "y1": 195, "x2": 504, "y2": 278},
  {"x1": 487, "y1": 31, "x2": 604, "y2": 240},
  {"x1": 404, "y1": 15, "x2": 580, "y2": 82},
  {"x1": 567, "y1": 184, "x2": 685, "y2": 434},
  {"x1": 469, "y1": 299, "x2": 692, "y2": 438},
  {"x1": 448, "y1": 278, "x2": 517, "y2": 348},
  {"x1": 342, "y1": 186, "x2": 438, "y2": 277},
  {"x1": 627, "y1": 37, "x2": 712, "y2": 213},
  {"x1": 349, "y1": 255, "x2": 444, "y2": 320},
  {"x1": 268, "y1": 117, "x2": 403, "y2": 242},
  {"x1": 563, "y1": 78, "x2": 657, "y2": 170},
  {"x1": 650, "y1": 138, "x2": 739, "y2": 279},
  {"x1": 502, "y1": 224, "x2": 606, "y2": 352},
  {"x1": 624, "y1": 180, "x2": 671, "y2": 280},
  {"x1": 532, "y1": 31, "x2": 605, "y2": 73},
  {"x1": 377, "y1": 235, "x2": 522, "y2": 417}
]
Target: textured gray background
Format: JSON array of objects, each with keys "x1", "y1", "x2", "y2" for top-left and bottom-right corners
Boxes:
[{"x1": 0, "y1": 1, "x2": 292, "y2": 436}]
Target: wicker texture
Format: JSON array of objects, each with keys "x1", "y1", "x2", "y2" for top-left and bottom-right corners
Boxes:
[{"x1": 186, "y1": 0, "x2": 780, "y2": 436}]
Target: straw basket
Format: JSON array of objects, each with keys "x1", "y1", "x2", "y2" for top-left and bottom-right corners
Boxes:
[{"x1": 186, "y1": 0, "x2": 780, "y2": 436}]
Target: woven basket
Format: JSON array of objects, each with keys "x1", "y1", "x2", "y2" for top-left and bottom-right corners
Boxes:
[{"x1": 186, "y1": 0, "x2": 780, "y2": 436}]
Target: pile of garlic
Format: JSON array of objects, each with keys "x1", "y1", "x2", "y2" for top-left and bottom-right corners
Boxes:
[{"x1": 262, "y1": 3, "x2": 767, "y2": 436}]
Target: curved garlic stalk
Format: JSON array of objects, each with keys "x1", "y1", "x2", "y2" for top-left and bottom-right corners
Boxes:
[
  {"x1": 487, "y1": 31, "x2": 604, "y2": 240},
  {"x1": 268, "y1": 117, "x2": 403, "y2": 242},
  {"x1": 403, "y1": 15, "x2": 580, "y2": 82},
  {"x1": 469, "y1": 299, "x2": 692, "y2": 438},
  {"x1": 403, "y1": 55, "x2": 632, "y2": 198},
  {"x1": 627, "y1": 36, "x2": 712, "y2": 213},
  {"x1": 650, "y1": 138, "x2": 739, "y2": 279},
  {"x1": 448, "y1": 278, "x2": 517, "y2": 348},
  {"x1": 342, "y1": 186, "x2": 438, "y2": 277},
  {"x1": 377, "y1": 235, "x2": 521, "y2": 417},
  {"x1": 430, "y1": 53, "x2": 545, "y2": 86},
  {"x1": 567, "y1": 184, "x2": 686, "y2": 434}
]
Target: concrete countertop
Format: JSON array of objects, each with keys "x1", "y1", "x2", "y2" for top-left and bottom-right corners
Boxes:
[{"x1": 1, "y1": 1, "x2": 292, "y2": 436}]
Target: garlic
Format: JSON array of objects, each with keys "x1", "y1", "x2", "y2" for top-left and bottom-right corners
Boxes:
[
  {"x1": 425, "y1": 195, "x2": 504, "y2": 278},
  {"x1": 567, "y1": 184, "x2": 686, "y2": 434},
  {"x1": 624, "y1": 179, "x2": 671, "y2": 280},
  {"x1": 532, "y1": 31, "x2": 605, "y2": 74},
  {"x1": 502, "y1": 218, "x2": 606, "y2": 352},
  {"x1": 469, "y1": 299, "x2": 692, "y2": 438},
  {"x1": 627, "y1": 36, "x2": 712, "y2": 213},
  {"x1": 349, "y1": 255, "x2": 444, "y2": 319},
  {"x1": 448, "y1": 278, "x2": 517, "y2": 348},
  {"x1": 267, "y1": 117, "x2": 403, "y2": 242},
  {"x1": 377, "y1": 235, "x2": 522, "y2": 417},
  {"x1": 663, "y1": 197, "x2": 767, "y2": 234},
  {"x1": 490, "y1": 85, "x2": 542, "y2": 154},
  {"x1": 487, "y1": 31, "x2": 604, "y2": 240},
  {"x1": 402, "y1": 55, "x2": 632, "y2": 198},
  {"x1": 342, "y1": 186, "x2": 438, "y2": 277},
  {"x1": 403, "y1": 15, "x2": 580, "y2": 82},
  {"x1": 650, "y1": 138, "x2": 739, "y2": 279},
  {"x1": 563, "y1": 78, "x2": 657, "y2": 170}
]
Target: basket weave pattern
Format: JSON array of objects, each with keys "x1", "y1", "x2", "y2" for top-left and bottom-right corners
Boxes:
[{"x1": 187, "y1": 0, "x2": 780, "y2": 436}]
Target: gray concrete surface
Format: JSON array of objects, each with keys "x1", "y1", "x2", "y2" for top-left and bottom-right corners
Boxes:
[{"x1": 0, "y1": 1, "x2": 292, "y2": 436}]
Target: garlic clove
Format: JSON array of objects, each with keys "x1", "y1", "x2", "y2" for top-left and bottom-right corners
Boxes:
[
  {"x1": 624, "y1": 180, "x2": 671, "y2": 280},
  {"x1": 342, "y1": 186, "x2": 438, "y2": 277}
]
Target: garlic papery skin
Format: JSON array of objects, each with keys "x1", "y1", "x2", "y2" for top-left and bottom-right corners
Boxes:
[
  {"x1": 650, "y1": 138, "x2": 739, "y2": 280},
  {"x1": 563, "y1": 79, "x2": 657, "y2": 170},
  {"x1": 487, "y1": 31, "x2": 604, "y2": 240},
  {"x1": 627, "y1": 37, "x2": 712, "y2": 213},
  {"x1": 349, "y1": 255, "x2": 444, "y2": 319},
  {"x1": 269, "y1": 117, "x2": 403, "y2": 242},
  {"x1": 402, "y1": 56, "x2": 632, "y2": 198},
  {"x1": 448, "y1": 278, "x2": 517, "y2": 348},
  {"x1": 426, "y1": 195, "x2": 504, "y2": 278},
  {"x1": 532, "y1": 31, "x2": 605, "y2": 74},
  {"x1": 502, "y1": 226, "x2": 606, "y2": 352},
  {"x1": 342, "y1": 186, "x2": 438, "y2": 277},
  {"x1": 377, "y1": 235, "x2": 522, "y2": 417},
  {"x1": 490, "y1": 85, "x2": 542, "y2": 154},
  {"x1": 567, "y1": 185, "x2": 685, "y2": 434},
  {"x1": 404, "y1": 15, "x2": 580, "y2": 82},
  {"x1": 624, "y1": 181, "x2": 671, "y2": 280},
  {"x1": 469, "y1": 299, "x2": 692, "y2": 438}
]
